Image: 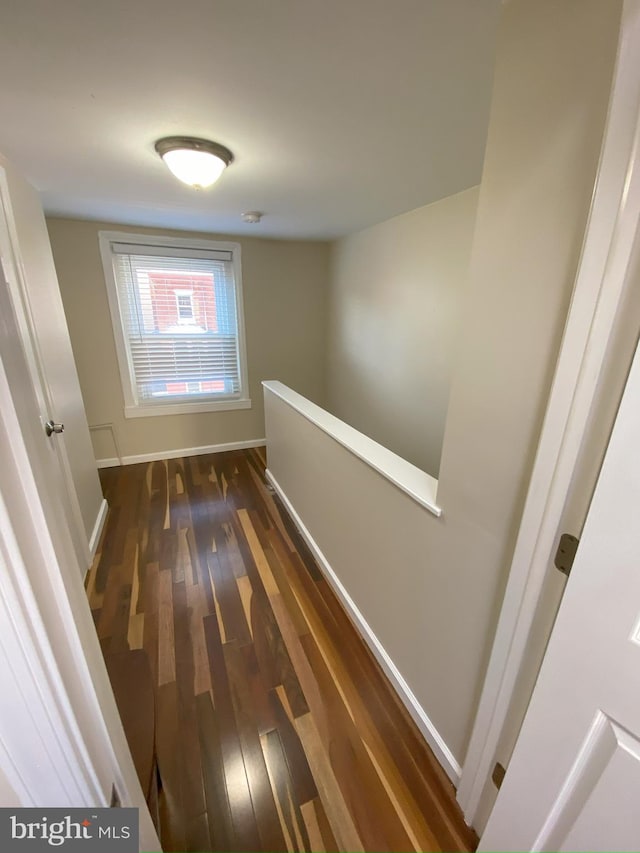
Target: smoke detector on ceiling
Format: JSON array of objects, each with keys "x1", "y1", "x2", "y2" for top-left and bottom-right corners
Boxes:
[{"x1": 241, "y1": 211, "x2": 263, "y2": 224}]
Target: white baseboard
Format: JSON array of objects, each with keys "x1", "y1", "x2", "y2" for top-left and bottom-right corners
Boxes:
[
  {"x1": 265, "y1": 467, "x2": 462, "y2": 785},
  {"x1": 96, "y1": 438, "x2": 266, "y2": 469},
  {"x1": 88, "y1": 498, "x2": 109, "y2": 559}
]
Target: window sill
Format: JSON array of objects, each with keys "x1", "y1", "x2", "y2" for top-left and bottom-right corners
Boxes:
[{"x1": 124, "y1": 397, "x2": 252, "y2": 418}]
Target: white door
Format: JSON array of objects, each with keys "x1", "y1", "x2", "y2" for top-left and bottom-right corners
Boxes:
[
  {"x1": 0, "y1": 193, "x2": 161, "y2": 851},
  {"x1": 0, "y1": 168, "x2": 91, "y2": 570},
  {"x1": 479, "y1": 332, "x2": 640, "y2": 852}
]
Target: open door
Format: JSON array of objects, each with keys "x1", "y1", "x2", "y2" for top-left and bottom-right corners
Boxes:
[
  {"x1": 0, "y1": 179, "x2": 160, "y2": 850},
  {"x1": 0, "y1": 164, "x2": 102, "y2": 571},
  {"x1": 480, "y1": 325, "x2": 640, "y2": 850}
]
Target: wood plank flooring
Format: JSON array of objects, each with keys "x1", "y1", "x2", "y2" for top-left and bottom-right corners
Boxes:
[{"x1": 88, "y1": 448, "x2": 476, "y2": 852}]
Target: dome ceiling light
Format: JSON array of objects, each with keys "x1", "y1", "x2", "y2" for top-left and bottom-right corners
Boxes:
[{"x1": 154, "y1": 136, "x2": 234, "y2": 189}]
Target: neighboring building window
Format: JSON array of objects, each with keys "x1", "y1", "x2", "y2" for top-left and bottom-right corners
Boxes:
[
  {"x1": 175, "y1": 290, "x2": 195, "y2": 324},
  {"x1": 99, "y1": 231, "x2": 250, "y2": 418}
]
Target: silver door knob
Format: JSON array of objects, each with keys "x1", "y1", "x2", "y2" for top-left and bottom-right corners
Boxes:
[{"x1": 45, "y1": 420, "x2": 64, "y2": 437}]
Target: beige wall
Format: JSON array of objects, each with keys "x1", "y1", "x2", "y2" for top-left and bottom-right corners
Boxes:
[
  {"x1": 327, "y1": 187, "x2": 479, "y2": 477},
  {"x1": 46, "y1": 218, "x2": 329, "y2": 462},
  {"x1": 265, "y1": 0, "x2": 621, "y2": 768},
  {"x1": 434, "y1": 0, "x2": 621, "y2": 760},
  {"x1": 0, "y1": 154, "x2": 103, "y2": 554}
]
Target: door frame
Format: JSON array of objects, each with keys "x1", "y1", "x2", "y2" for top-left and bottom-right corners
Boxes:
[
  {"x1": 458, "y1": 0, "x2": 640, "y2": 825},
  {"x1": 478, "y1": 332, "x2": 640, "y2": 851}
]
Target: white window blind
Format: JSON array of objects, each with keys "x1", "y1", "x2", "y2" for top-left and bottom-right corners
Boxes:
[{"x1": 100, "y1": 233, "x2": 250, "y2": 417}]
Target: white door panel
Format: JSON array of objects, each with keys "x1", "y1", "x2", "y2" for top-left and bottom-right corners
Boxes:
[
  {"x1": 537, "y1": 713, "x2": 640, "y2": 852},
  {"x1": 480, "y1": 334, "x2": 640, "y2": 851},
  {"x1": 0, "y1": 167, "x2": 90, "y2": 569}
]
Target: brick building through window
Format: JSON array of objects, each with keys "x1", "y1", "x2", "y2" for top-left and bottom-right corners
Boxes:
[{"x1": 101, "y1": 232, "x2": 249, "y2": 416}]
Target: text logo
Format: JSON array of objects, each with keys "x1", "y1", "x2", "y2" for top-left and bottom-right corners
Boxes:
[{"x1": 0, "y1": 809, "x2": 138, "y2": 851}]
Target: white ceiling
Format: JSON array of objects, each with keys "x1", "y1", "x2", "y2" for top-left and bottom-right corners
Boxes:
[{"x1": 0, "y1": 0, "x2": 501, "y2": 240}]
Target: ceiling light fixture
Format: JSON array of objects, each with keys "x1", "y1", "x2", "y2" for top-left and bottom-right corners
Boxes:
[
  {"x1": 242, "y1": 211, "x2": 263, "y2": 224},
  {"x1": 154, "y1": 136, "x2": 233, "y2": 189}
]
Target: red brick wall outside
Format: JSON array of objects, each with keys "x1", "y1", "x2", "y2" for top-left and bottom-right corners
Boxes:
[
  {"x1": 165, "y1": 380, "x2": 225, "y2": 394},
  {"x1": 148, "y1": 271, "x2": 218, "y2": 332}
]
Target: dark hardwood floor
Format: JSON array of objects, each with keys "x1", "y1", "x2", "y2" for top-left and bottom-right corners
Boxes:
[{"x1": 88, "y1": 448, "x2": 476, "y2": 852}]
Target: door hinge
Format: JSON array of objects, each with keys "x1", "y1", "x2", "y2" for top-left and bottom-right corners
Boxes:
[
  {"x1": 492, "y1": 762, "x2": 506, "y2": 790},
  {"x1": 554, "y1": 533, "x2": 579, "y2": 576}
]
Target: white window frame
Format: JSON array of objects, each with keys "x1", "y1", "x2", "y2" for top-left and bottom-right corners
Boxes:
[
  {"x1": 174, "y1": 289, "x2": 195, "y2": 324},
  {"x1": 98, "y1": 231, "x2": 251, "y2": 418}
]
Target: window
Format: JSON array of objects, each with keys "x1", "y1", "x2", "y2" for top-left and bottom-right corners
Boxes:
[
  {"x1": 99, "y1": 231, "x2": 250, "y2": 417},
  {"x1": 175, "y1": 290, "x2": 195, "y2": 324}
]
